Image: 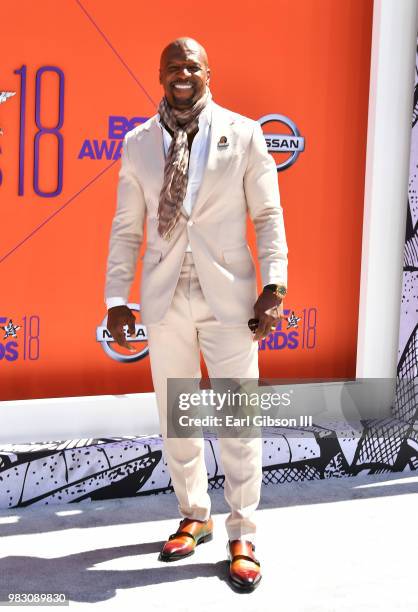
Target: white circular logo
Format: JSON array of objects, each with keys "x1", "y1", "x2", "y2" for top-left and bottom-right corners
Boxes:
[
  {"x1": 96, "y1": 303, "x2": 149, "y2": 363},
  {"x1": 258, "y1": 113, "x2": 305, "y2": 171}
]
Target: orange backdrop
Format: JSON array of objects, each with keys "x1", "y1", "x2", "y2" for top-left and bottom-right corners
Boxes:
[{"x1": 0, "y1": 0, "x2": 374, "y2": 400}]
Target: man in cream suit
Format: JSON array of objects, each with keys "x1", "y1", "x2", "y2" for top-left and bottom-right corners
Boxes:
[{"x1": 105, "y1": 37, "x2": 288, "y2": 592}]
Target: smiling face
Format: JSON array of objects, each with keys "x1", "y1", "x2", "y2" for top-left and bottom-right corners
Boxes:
[{"x1": 159, "y1": 38, "x2": 211, "y2": 110}]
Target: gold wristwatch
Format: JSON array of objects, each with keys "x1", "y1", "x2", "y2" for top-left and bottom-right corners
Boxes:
[{"x1": 263, "y1": 284, "x2": 287, "y2": 298}]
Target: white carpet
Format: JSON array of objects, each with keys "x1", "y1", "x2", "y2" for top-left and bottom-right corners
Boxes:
[{"x1": 0, "y1": 471, "x2": 417, "y2": 611}]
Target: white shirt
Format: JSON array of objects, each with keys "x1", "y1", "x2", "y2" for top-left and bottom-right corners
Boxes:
[{"x1": 106, "y1": 102, "x2": 212, "y2": 310}]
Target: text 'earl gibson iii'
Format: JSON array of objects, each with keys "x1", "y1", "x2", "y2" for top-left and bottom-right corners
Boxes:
[{"x1": 177, "y1": 415, "x2": 314, "y2": 428}]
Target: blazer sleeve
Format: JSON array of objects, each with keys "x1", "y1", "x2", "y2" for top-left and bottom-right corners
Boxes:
[
  {"x1": 243, "y1": 121, "x2": 288, "y2": 289},
  {"x1": 104, "y1": 133, "x2": 146, "y2": 304}
]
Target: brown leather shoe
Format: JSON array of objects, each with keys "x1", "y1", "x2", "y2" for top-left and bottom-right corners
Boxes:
[
  {"x1": 227, "y1": 539, "x2": 262, "y2": 591},
  {"x1": 158, "y1": 517, "x2": 213, "y2": 562}
]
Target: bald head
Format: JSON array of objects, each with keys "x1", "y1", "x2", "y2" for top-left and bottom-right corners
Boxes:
[
  {"x1": 159, "y1": 37, "x2": 211, "y2": 109},
  {"x1": 160, "y1": 37, "x2": 209, "y2": 69}
]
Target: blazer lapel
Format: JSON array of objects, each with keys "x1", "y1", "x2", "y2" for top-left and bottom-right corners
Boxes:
[{"x1": 191, "y1": 103, "x2": 236, "y2": 219}]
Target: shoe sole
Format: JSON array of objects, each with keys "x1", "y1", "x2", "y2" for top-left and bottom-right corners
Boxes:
[
  {"x1": 158, "y1": 531, "x2": 213, "y2": 562},
  {"x1": 227, "y1": 572, "x2": 262, "y2": 592}
]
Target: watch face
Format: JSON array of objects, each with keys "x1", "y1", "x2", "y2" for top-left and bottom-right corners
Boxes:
[{"x1": 278, "y1": 286, "x2": 287, "y2": 296}]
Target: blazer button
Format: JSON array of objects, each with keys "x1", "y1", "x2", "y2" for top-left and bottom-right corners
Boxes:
[{"x1": 187, "y1": 220, "x2": 194, "y2": 226}]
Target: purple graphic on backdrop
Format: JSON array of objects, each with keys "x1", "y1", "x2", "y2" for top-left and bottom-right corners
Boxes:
[
  {"x1": 78, "y1": 115, "x2": 148, "y2": 160},
  {"x1": 0, "y1": 315, "x2": 40, "y2": 361}
]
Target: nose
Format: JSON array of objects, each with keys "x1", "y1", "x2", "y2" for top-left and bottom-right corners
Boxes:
[{"x1": 177, "y1": 67, "x2": 192, "y2": 78}]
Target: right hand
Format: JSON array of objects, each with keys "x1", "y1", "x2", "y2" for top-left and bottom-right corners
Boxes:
[{"x1": 106, "y1": 305, "x2": 136, "y2": 351}]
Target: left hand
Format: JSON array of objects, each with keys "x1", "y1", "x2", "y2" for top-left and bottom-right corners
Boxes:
[{"x1": 252, "y1": 289, "x2": 285, "y2": 341}]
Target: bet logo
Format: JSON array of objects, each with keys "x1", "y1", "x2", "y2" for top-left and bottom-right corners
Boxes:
[{"x1": 0, "y1": 317, "x2": 20, "y2": 361}]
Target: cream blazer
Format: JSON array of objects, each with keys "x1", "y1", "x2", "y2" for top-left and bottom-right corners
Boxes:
[{"x1": 105, "y1": 102, "x2": 288, "y2": 326}]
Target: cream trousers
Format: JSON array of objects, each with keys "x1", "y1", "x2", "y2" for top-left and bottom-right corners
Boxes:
[{"x1": 146, "y1": 251, "x2": 262, "y2": 543}]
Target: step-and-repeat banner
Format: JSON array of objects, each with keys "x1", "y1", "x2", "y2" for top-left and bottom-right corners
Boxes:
[{"x1": 0, "y1": 1, "x2": 374, "y2": 400}]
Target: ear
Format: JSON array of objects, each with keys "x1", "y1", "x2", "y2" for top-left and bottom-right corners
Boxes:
[
  {"x1": 206, "y1": 67, "x2": 211, "y2": 85},
  {"x1": 159, "y1": 69, "x2": 162, "y2": 85}
]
